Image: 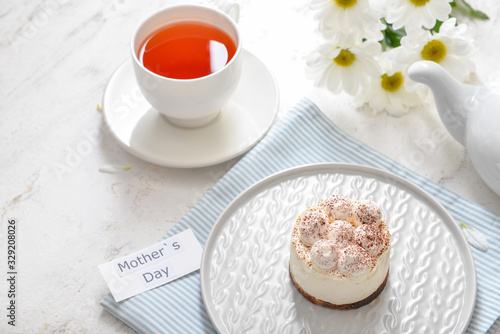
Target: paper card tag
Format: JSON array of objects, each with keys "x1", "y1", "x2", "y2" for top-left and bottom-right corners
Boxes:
[{"x1": 99, "y1": 229, "x2": 202, "y2": 302}]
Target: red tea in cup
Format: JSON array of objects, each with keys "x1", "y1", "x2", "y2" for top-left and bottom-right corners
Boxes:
[
  {"x1": 131, "y1": 4, "x2": 242, "y2": 127},
  {"x1": 138, "y1": 20, "x2": 237, "y2": 80}
]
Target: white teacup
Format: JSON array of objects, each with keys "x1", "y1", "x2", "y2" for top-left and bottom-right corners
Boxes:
[{"x1": 131, "y1": 4, "x2": 242, "y2": 128}]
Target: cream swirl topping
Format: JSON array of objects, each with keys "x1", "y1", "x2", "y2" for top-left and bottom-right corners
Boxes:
[
  {"x1": 355, "y1": 224, "x2": 385, "y2": 255},
  {"x1": 292, "y1": 195, "x2": 390, "y2": 277},
  {"x1": 310, "y1": 239, "x2": 338, "y2": 269},
  {"x1": 298, "y1": 209, "x2": 329, "y2": 246},
  {"x1": 321, "y1": 194, "x2": 353, "y2": 221},
  {"x1": 352, "y1": 200, "x2": 382, "y2": 227},
  {"x1": 337, "y1": 244, "x2": 374, "y2": 276},
  {"x1": 327, "y1": 220, "x2": 355, "y2": 249}
]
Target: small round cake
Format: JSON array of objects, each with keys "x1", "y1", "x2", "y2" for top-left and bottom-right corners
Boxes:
[{"x1": 289, "y1": 195, "x2": 391, "y2": 310}]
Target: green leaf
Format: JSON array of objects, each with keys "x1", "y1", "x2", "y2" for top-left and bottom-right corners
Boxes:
[
  {"x1": 380, "y1": 19, "x2": 406, "y2": 50},
  {"x1": 451, "y1": 0, "x2": 489, "y2": 20},
  {"x1": 430, "y1": 19, "x2": 444, "y2": 34}
]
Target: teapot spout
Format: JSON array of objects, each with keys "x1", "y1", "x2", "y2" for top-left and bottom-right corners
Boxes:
[{"x1": 407, "y1": 61, "x2": 478, "y2": 146}]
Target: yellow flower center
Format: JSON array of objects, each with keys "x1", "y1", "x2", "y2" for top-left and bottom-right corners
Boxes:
[
  {"x1": 381, "y1": 72, "x2": 403, "y2": 92},
  {"x1": 334, "y1": 0, "x2": 357, "y2": 8},
  {"x1": 333, "y1": 49, "x2": 355, "y2": 67},
  {"x1": 421, "y1": 40, "x2": 447, "y2": 63},
  {"x1": 409, "y1": 0, "x2": 430, "y2": 6}
]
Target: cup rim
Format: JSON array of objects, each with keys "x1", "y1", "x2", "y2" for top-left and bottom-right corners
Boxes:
[{"x1": 130, "y1": 4, "x2": 242, "y2": 82}]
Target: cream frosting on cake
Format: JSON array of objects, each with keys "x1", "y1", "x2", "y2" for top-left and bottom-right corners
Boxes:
[{"x1": 289, "y1": 195, "x2": 391, "y2": 309}]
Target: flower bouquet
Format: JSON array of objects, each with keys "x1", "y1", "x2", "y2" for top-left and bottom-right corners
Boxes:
[{"x1": 306, "y1": 0, "x2": 488, "y2": 116}]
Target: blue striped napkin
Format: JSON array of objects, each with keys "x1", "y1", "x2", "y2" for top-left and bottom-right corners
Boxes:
[{"x1": 101, "y1": 98, "x2": 500, "y2": 333}]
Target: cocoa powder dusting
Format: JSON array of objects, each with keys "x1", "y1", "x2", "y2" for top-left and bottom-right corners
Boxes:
[
  {"x1": 298, "y1": 208, "x2": 329, "y2": 245},
  {"x1": 291, "y1": 195, "x2": 391, "y2": 277},
  {"x1": 353, "y1": 200, "x2": 382, "y2": 225}
]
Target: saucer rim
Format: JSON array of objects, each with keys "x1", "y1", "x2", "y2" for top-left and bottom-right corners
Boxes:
[{"x1": 102, "y1": 49, "x2": 280, "y2": 168}]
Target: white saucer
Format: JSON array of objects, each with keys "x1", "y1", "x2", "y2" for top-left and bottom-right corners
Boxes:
[{"x1": 102, "y1": 49, "x2": 279, "y2": 168}]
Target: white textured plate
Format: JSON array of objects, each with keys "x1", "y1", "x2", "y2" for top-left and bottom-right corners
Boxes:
[
  {"x1": 201, "y1": 163, "x2": 477, "y2": 333},
  {"x1": 102, "y1": 49, "x2": 278, "y2": 168}
]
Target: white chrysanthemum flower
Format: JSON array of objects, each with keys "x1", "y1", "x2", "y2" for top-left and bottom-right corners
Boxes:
[
  {"x1": 395, "y1": 17, "x2": 476, "y2": 88},
  {"x1": 357, "y1": 48, "x2": 424, "y2": 116},
  {"x1": 385, "y1": 0, "x2": 452, "y2": 30},
  {"x1": 307, "y1": 35, "x2": 382, "y2": 96},
  {"x1": 309, "y1": 0, "x2": 385, "y2": 40}
]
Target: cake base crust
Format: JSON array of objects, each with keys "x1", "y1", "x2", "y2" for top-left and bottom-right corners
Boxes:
[{"x1": 289, "y1": 266, "x2": 389, "y2": 310}]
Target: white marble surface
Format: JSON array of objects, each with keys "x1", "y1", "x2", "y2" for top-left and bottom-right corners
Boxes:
[{"x1": 1, "y1": 0, "x2": 499, "y2": 333}]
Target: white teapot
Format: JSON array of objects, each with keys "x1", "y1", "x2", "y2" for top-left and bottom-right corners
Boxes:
[{"x1": 408, "y1": 61, "x2": 500, "y2": 197}]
